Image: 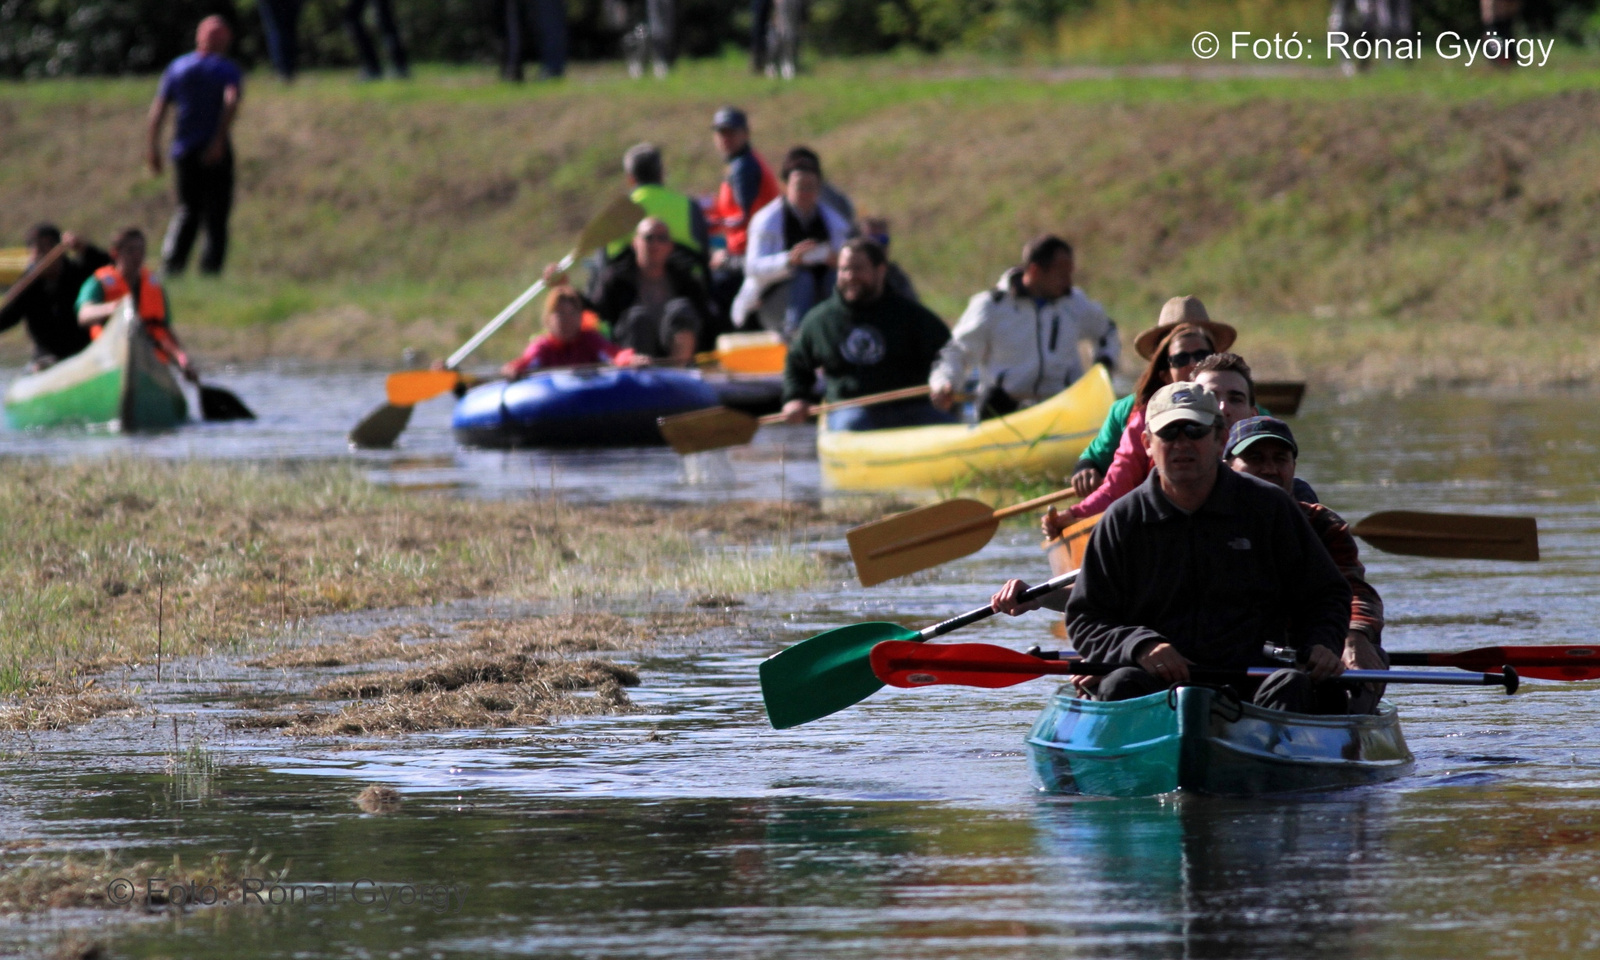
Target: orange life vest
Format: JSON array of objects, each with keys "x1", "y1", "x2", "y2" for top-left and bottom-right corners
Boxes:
[
  {"x1": 708, "y1": 148, "x2": 780, "y2": 258},
  {"x1": 93, "y1": 265, "x2": 168, "y2": 323},
  {"x1": 90, "y1": 265, "x2": 184, "y2": 365}
]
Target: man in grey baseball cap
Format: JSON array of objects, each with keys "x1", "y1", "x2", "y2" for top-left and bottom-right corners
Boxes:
[{"x1": 992, "y1": 380, "x2": 1356, "y2": 714}]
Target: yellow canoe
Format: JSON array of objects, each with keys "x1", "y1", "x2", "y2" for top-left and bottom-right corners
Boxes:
[
  {"x1": 0, "y1": 247, "x2": 27, "y2": 287},
  {"x1": 818, "y1": 365, "x2": 1116, "y2": 491}
]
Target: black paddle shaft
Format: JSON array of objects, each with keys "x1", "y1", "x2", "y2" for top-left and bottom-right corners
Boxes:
[{"x1": 917, "y1": 570, "x2": 1079, "y2": 641}]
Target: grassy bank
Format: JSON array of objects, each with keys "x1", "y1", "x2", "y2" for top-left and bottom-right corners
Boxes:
[
  {"x1": 0, "y1": 457, "x2": 827, "y2": 693},
  {"x1": 3, "y1": 56, "x2": 1600, "y2": 388}
]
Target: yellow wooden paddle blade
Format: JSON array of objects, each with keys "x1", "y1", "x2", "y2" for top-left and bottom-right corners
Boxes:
[
  {"x1": 716, "y1": 343, "x2": 788, "y2": 375},
  {"x1": 1352, "y1": 510, "x2": 1539, "y2": 562},
  {"x1": 1255, "y1": 381, "x2": 1307, "y2": 416},
  {"x1": 657, "y1": 406, "x2": 760, "y2": 455},
  {"x1": 575, "y1": 194, "x2": 650, "y2": 254},
  {"x1": 1045, "y1": 512, "x2": 1102, "y2": 577},
  {"x1": 386, "y1": 370, "x2": 462, "y2": 406},
  {"x1": 847, "y1": 498, "x2": 1000, "y2": 587}
]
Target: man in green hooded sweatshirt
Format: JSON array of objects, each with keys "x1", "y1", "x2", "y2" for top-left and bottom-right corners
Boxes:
[{"x1": 779, "y1": 237, "x2": 953, "y2": 431}]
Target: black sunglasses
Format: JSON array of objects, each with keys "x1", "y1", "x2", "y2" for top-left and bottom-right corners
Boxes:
[
  {"x1": 1154, "y1": 421, "x2": 1213, "y2": 442},
  {"x1": 1167, "y1": 348, "x2": 1214, "y2": 368}
]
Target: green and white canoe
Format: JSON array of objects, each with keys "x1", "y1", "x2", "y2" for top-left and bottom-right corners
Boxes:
[
  {"x1": 3, "y1": 300, "x2": 187, "y2": 432},
  {"x1": 1027, "y1": 685, "x2": 1415, "y2": 797}
]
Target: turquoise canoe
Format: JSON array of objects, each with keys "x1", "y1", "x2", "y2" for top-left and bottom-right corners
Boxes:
[
  {"x1": 3, "y1": 301, "x2": 187, "y2": 431},
  {"x1": 1027, "y1": 685, "x2": 1415, "y2": 797}
]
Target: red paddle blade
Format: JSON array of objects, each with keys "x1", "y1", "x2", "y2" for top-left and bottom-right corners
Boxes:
[
  {"x1": 870, "y1": 640, "x2": 1061, "y2": 689},
  {"x1": 1413, "y1": 645, "x2": 1600, "y2": 680}
]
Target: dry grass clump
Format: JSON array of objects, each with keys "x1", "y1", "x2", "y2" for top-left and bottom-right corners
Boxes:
[
  {"x1": 0, "y1": 681, "x2": 139, "y2": 732},
  {"x1": 235, "y1": 642, "x2": 639, "y2": 736},
  {"x1": 230, "y1": 612, "x2": 735, "y2": 736},
  {"x1": 313, "y1": 653, "x2": 638, "y2": 700}
]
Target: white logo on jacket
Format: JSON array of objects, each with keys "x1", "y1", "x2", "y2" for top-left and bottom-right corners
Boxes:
[{"x1": 841, "y1": 326, "x2": 886, "y2": 366}]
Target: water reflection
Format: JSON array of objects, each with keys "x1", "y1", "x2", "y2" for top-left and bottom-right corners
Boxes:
[{"x1": 1031, "y1": 794, "x2": 1390, "y2": 960}]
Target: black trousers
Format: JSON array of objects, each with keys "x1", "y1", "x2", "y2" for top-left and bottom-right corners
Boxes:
[
  {"x1": 612, "y1": 297, "x2": 702, "y2": 359},
  {"x1": 162, "y1": 149, "x2": 234, "y2": 275},
  {"x1": 346, "y1": 0, "x2": 410, "y2": 77},
  {"x1": 258, "y1": 0, "x2": 304, "y2": 79}
]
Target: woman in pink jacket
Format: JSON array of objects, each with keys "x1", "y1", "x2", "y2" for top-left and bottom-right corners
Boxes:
[{"x1": 1048, "y1": 323, "x2": 1219, "y2": 531}]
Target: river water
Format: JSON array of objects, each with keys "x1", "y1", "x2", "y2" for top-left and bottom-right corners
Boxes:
[{"x1": 4, "y1": 371, "x2": 1600, "y2": 958}]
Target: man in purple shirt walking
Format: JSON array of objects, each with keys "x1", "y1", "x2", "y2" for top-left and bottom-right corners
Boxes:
[{"x1": 145, "y1": 16, "x2": 243, "y2": 276}]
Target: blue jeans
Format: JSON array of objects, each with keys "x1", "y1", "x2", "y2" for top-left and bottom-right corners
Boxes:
[
  {"x1": 258, "y1": 0, "x2": 304, "y2": 79},
  {"x1": 784, "y1": 268, "x2": 834, "y2": 338},
  {"x1": 826, "y1": 399, "x2": 958, "y2": 432}
]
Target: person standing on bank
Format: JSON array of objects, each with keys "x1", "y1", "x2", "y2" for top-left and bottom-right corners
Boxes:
[
  {"x1": 256, "y1": 0, "x2": 304, "y2": 81},
  {"x1": 930, "y1": 235, "x2": 1118, "y2": 419},
  {"x1": 0, "y1": 225, "x2": 111, "y2": 371},
  {"x1": 346, "y1": 0, "x2": 411, "y2": 80},
  {"x1": 146, "y1": 15, "x2": 242, "y2": 277}
]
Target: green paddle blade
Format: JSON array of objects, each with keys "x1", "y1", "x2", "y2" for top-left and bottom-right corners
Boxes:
[{"x1": 759, "y1": 622, "x2": 920, "y2": 729}]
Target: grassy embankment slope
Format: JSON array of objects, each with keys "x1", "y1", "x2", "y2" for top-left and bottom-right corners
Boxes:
[{"x1": 2, "y1": 56, "x2": 1600, "y2": 389}]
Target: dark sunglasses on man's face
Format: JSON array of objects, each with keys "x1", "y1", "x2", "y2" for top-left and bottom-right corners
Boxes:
[
  {"x1": 1155, "y1": 421, "x2": 1212, "y2": 442},
  {"x1": 1167, "y1": 348, "x2": 1213, "y2": 368},
  {"x1": 643, "y1": 234, "x2": 673, "y2": 245}
]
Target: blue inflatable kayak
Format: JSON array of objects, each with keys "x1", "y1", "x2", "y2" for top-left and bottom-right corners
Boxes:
[{"x1": 452, "y1": 367, "x2": 721, "y2": 448}]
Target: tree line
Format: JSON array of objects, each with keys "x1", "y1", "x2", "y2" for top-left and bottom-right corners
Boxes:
[{"x1": 1, "y1": 0, "x2": 1595, "y2": 77}]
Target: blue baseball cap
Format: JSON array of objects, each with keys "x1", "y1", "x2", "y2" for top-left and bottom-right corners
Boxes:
[
  {"x1": 711, "y1": 106, "x2": 748, "y2": 130},
  {"x1": 1226, "y1": 416, "x2": 1298, "y2": 459}
]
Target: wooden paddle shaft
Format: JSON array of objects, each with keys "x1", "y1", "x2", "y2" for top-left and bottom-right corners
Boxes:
[
  {"x1": 0, "y1": 243, "x2": 67, "y2": 314},
  {"x1": 865, "y1": 486, "x2": 1079, "y2": 561},
  {"x1": 916, "y1": 569, "x2": 1079, "y2": 640},
  {"x1": 756, "y1": 384, "x2": 933, "y2": 425}
]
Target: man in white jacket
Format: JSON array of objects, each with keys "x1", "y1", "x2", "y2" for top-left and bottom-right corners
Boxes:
[
  {"x1": 930, "y1": 235, "x2": 1119, "y2": 417},
  {"x1": 730, "y1": 149, "x2": 851, "y2": 337}
]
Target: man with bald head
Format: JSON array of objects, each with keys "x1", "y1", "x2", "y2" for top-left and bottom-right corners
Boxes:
[
  {"x1": 545, "y1": 217, "x2": 710, "y2": 365},
  {"x1": 147, "y1": 16, "x2": 243, "y2": 275}
]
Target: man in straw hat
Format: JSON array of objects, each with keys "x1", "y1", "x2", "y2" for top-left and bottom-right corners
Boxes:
[
  {"x1": 929, "y1": 235, "x2": 1119, "y2": 419},
  {"x1": 1070, "y1": 295, "x2": 1235, "y2": 497},
  {"x1": 992, "y1": 380, "x2": 1353, "y2": 714}
]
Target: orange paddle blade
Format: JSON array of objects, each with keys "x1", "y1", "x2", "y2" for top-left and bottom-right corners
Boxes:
[{"x1": 386, "y1": 370, "x2": 462, "y2": 406}]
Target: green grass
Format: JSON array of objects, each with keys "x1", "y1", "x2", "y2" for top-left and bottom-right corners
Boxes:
[{"x1": 3, "y1": 54, "x2": 1600, "y2": 385}]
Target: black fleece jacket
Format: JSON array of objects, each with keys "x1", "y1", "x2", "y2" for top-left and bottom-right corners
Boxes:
[{"x1": 1065, "y1": 466, "x2": 1351, "y2": 670}]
